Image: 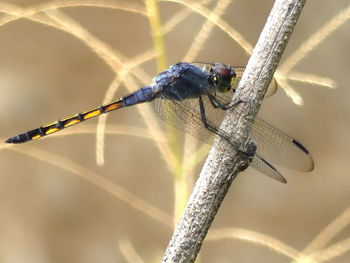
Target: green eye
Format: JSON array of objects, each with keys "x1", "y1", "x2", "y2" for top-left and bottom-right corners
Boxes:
[
  {"x1": 213, "y1": 74, "x2": 218, "y2": 83},
  {"x1": 220, "y1": 86, "x2": 230, "y2": 92},
  {"x1": 230, "y1": 75, "x2": 236, "y2": 87}
]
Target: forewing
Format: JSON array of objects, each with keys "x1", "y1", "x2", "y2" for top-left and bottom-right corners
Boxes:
[{"x1": 251, "y1": 118, "x2": 314, "y2": 172}]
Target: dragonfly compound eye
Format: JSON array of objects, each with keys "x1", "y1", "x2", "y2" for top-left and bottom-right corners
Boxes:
[
  {"x1": 212, "y1": 64, "x2": 235, "y2": 93},
  {"x1": 229, "y1": 69, "x2": 237, "y2": 89}
]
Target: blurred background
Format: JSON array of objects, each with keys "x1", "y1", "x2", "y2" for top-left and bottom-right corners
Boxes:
[{"x1": 0, "y1": 0, "x2": 349, "y2": 262}]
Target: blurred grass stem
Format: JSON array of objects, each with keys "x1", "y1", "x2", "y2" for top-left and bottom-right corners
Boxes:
[{"x1": 146, "y1": 0, "x2": 187, "y2": 222}]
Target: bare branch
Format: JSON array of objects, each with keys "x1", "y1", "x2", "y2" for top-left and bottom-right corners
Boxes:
[{"x1": 161, "y1": 0, "x2": 307, "y2": 262}]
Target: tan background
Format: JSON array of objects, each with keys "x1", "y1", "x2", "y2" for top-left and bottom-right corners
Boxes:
[{"x1": 0, "y1": 0, "x2": 349, "y2": 262}]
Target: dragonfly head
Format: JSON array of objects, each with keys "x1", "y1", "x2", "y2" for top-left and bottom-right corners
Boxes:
[{"x1": 209, "y1": 63, "x2": 237, "y2": 93}]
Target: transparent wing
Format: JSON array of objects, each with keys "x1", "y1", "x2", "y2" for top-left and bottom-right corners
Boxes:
[
  {"x1": 212, "y1": 90, "x2": 314, "y2": 172},
  {"x1": 251, "y1": 118, "x2": 314, "y2": 172},
  {"x1": 251, "y1": 155, "x2": 287, "y2": 183},
  {"x1": 151, "y1": 96, "x2": 286, "y2": 183},
  {"x1": 151, "y1": 96, "x2": 220, "y2": 145}
]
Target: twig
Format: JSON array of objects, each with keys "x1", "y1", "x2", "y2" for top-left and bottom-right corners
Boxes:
[{"x1": 161, "y1": 0, "x2": 307, "y2": 262}]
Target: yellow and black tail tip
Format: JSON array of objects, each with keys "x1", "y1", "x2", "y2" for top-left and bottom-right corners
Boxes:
[
  {"x1": 5, "y1": 133, "x2": 30, "y2": 144},
  {"x1": 5, "y1": 100, "x2": 125, "y2": 144},
  {"x1": 5, "y1": 126, "x2": 55, "y2": 144}
]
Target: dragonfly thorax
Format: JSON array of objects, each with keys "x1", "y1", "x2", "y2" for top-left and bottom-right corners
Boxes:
[
  {"x1": 154, "y1": 62, "x2": 210, "y2": 100},
  {"x1": 209, "y1": 63, "x2": 237, "y2": 93}
]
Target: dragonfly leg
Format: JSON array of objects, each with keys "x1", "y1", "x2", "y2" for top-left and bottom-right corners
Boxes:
[
  {"x1": 199, "y1": 95, "x2": 251, "y2": 155},
  {"x1": 198, "y1": 96, "x2": 234, "y2": 144},
  {"x1": 199, "y1": 96, "x2": 256, "y2": 165},
  {"x1": 208, "y1": 94, "x2": 246, "y2": 110}
]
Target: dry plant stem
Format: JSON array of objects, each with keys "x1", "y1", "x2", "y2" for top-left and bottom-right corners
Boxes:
[{"x1": 161, "y1": 0, "x2": 306, "y2": 262}]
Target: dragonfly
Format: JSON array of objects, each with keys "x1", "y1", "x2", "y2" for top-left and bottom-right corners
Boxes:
[{"x1": 5, "y1": 62, "x2": 314, "y2": 183}]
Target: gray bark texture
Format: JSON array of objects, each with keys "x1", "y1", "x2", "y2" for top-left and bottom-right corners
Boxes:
[{"x1": 161, "y1": 0, "x2": 307, "y2": 262}]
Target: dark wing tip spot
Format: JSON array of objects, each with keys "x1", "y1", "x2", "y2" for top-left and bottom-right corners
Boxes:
[
  {"x1": 260, "y1": 157, "x2": 287, "y2": 184},
  {"x1": 280, "y1": 176, "x2": 288, "y2": 184},
  {"x1": 292, "y1": 140, "x2": 315, "y2": 172},
  {"x1": 292, "y1": 139, "x2": 310, "y2": 154}
]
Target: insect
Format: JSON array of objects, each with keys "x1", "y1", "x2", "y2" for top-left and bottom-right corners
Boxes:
[{"x1": 5, "y1": 62, "x2": 314, "y2": 183}]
